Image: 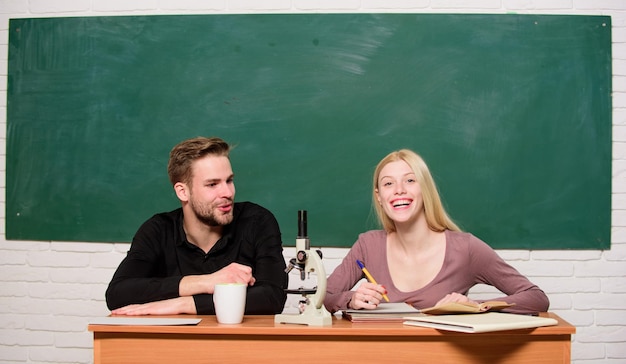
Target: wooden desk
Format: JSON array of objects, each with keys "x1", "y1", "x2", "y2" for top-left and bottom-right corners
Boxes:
[{"x1": 89, "y1": 312, "x2": 574, "y2": 364}]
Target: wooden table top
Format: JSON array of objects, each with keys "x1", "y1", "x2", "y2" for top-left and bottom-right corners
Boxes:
[{"x1": 89, "y1": 312, "x2": 575, "y2": 337}]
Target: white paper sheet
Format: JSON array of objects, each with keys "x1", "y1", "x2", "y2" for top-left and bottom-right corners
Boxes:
[{"x1": 89, "y1": 317, "x2": 202, "y2": 326}]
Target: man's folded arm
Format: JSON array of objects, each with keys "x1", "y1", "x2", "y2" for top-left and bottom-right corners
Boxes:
[{"x1": 106, "y1": 275, "x2": 182, "y2": 310}]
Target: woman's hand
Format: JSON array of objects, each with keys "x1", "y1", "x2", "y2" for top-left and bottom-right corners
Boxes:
[
  {"x1": 435, "y1": 292, "x2": 478, "y2": 307},
  {"x1": 348, "y1": 282, "x2": 387, "y2": 310}
]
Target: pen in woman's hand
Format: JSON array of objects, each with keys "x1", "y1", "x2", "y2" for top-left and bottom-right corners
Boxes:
[{"x1": 356, "y1": 259, "x2": 390, "y2": 302}]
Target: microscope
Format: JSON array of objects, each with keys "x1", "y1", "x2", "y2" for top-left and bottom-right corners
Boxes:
[{"x1": 274, "y1": 210, "x2": 332, "y2": 326}]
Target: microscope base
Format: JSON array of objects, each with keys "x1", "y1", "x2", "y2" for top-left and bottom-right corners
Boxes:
[{"x1": 274, "y1": 309, "x2": 333, "y2": 327}]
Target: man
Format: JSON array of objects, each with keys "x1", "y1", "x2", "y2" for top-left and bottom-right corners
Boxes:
[{"x1": 105, "y1": 137, "x2": 288, "y2": 315}]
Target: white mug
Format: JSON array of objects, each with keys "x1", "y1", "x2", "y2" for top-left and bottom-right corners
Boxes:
[{"x1": 213, "y1": 283, "x2": 247, "y2": 324}]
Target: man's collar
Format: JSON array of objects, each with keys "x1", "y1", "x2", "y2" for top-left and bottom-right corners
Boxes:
[{"x1": 176, "y1": 207, "x2": 237, "y2": 250}]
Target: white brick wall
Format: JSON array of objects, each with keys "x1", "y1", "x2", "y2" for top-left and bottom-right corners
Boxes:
[{"x1": 0, "y1": 1, "x2": 624, "y2": 363}]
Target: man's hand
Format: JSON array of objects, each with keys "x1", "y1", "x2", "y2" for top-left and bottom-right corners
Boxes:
[
  {"x1": 179, "y1": 262, "x2": 256, "y2": 296},
  {"x1": 111, "y1": 296, "x2": 196, "y2": 316},
  {"x1": 210, "y1": 262, "x2": 256, "y2": 287}
]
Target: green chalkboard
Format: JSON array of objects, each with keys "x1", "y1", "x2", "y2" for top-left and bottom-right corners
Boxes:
[{"x1": 7, "y1": 14, "x2": 612, "y2": 249}]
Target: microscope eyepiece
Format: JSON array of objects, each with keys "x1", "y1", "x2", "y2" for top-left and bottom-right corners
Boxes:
[{"x1": 297, "y1": 210, "x2": 307, "y2": 238}]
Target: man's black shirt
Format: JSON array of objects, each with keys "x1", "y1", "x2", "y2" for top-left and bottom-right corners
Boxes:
[{"x1": 105, "y1": 202, "x2": 288, "y2": 314}]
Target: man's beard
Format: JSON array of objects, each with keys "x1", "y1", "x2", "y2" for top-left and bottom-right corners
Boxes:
[{"x1": 190, "y1": 198, "x2": 234, "y2": 226}]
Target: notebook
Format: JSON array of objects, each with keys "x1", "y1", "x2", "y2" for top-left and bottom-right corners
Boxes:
[
  {"x1": 403, "y1": 312, "x2": 558, "y2": 333},
  {"x1": 343, "y1": 302, "x2": 422, "y2": 322}
]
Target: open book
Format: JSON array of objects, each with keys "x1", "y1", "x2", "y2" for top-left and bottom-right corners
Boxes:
[
  {"x1": 403, "y1": 312, "x2": 557, "y2": 333},
  {"x1": 419, "y1": 301, "x2": 514, "y2": 315},
  {"x1": 342, "y1": 302, "x2": 422, "y2": 323}
]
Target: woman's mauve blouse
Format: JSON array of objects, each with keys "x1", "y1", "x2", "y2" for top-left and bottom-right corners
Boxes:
[{"x1": 324, "y1": 230, "x2": 549, "y2": 314}]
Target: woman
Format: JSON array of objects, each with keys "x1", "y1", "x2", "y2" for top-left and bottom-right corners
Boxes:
[{"x1": 324, "y1": 149, "x2": 549, "y2": 314}]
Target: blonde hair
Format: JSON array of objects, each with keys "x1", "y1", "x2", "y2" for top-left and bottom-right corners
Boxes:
[{"x1": 372, "y1": 149, "x2": 461, "y2": 233}]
